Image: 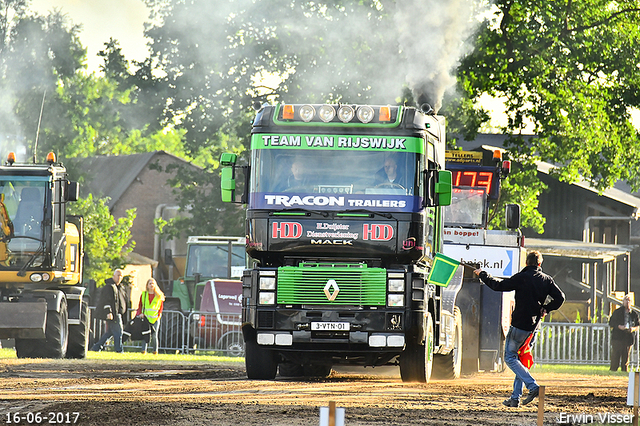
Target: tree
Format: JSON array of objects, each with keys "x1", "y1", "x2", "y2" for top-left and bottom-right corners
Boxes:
[
  {"x1": 0, "y1": 5, "x2": 85, "y2": 159},
  {"x1": 68, "y1": 194, "x2": 136, "y2": 285},
  {"x1": 144, "y1": 0, "x2": 484, "y2": 236},
  {"x1": 458, "y1": 0, "x2": 640, "y2": 232}
]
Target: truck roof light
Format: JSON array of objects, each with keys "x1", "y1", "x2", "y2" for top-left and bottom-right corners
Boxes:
[
  {"x1": 299, "y1": 105, "x2": 315, "y2": 122},
  {"x1": 7, "y1": 152, "x2": 15, "y2": 165},
  {"x1": 46, "y1": 152, "x2": 56, "y2": 164},
  {"x1": 337, "y1": 106, "x2": 354, "y2": 123},
  {"x1": 379, "y1": 106, "x2": 391, "y2": 122},
  {"x1": 318, "y1": 105, "x2": 336, "y2": 122},
  {"x1": 282, "y1": 104, "x2": 295, "y2": 120},
  {"x1": 356, "y1": 106, "x2": 374, "y2": 123}
]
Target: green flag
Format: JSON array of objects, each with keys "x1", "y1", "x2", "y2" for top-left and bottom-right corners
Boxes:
[{"x1": 427, "y1": 253, "x2": 460, "y2": 287}]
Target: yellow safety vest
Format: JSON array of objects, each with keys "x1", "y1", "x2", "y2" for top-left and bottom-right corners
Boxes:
[{"x1": 142, "y1": 291, "x2": 163, "y2": 324}]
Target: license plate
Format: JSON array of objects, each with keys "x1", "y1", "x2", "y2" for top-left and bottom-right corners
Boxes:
[{"x1": 311, "y1": 322, "x2": 350, "y2": 331}]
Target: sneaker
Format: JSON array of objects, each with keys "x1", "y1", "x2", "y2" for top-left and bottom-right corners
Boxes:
[
  {"x1": 502, "y1": 398, "x2": 520, "y2": 408},
  {"x1": 522, "y1": 387, "x2": 540, "y2": 405}
]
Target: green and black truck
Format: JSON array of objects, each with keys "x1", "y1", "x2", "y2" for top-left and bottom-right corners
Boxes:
[{"x1": 221, "y1": 103, "x2": 454, "y2": 381}]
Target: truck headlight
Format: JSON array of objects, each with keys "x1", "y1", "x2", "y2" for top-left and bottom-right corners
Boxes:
[
  {"x1": 357, "y1": 106, "x2": 374, "y2": 123},
  {"x1": 337, "y1": 105, "x2": 354, "y2": 123},
  {"x1": 387, "y1": 294, "x2": 404, "y2": 307},
  {"x1": 259, "y1": 276, "x2": 276, "y2": 290},
  {"x1": 388, "y1": 279, "x2": 404, "y2": 293},
  {"x1": 319, "y1": 105, "x2": 336, "y2": 122},
  {"x1": 299, "y1": 105, "x2": 315, "y2": 122},
  {"x1": 259, "y1": 292, "x2": 276, "y2": 305}
]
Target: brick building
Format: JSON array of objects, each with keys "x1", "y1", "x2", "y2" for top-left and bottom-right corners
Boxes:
[{"x1": 73, "y1": 151, "x2": 201, "y2": 262}]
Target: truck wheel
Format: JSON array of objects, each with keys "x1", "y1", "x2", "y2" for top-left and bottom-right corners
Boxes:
[
  {"x1": 399, "y1": 312, "x2": 434, "y2": 383},
  {"x1": 245, "y1": 340, "x2": 277, "y2": 380},
  {"x1": 66, "y1": 300, "x2": 90, "y2": 359},
  {"x1": 433, "y1": 307, "x2": 462, "y2": 379},
  {"x1": 16, "y1": 298, "x2": 69, "y2": 359}
]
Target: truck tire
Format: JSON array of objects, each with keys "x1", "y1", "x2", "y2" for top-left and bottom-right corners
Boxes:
[
  {"x1": 16, "y1": 298, "x2": 69, "y2": 359},
  {"x1": 66, "y1": 300, "x2": 90, "y2": 359},
  {"x1": 245, "y1": 340, "x2": 277, "y2": 380},
  {"x1": 399, "y1": 312, "x2": 434, "y2": 383},
  {"x1": 432, "y1": 307, "x2": 462, "y2": 379}
]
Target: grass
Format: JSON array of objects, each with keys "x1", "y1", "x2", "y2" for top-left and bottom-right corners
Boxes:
[
  {"x1": 0, "y1": 347, "x2": 243, "y2": 363},
  {"x1": 532, "y1": 363, "x2": 631, "y2": 376}
]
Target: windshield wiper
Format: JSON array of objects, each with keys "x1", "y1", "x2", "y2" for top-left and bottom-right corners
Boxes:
[
  {"x1": 271, "y1": 209, "x2": 329, "y2": 217},
  {"x1": 338, "y1": 210, "x2": 393, "y2": 219},
  {"x1": 16, "y1": 240, "x2": 45, "y2": 277}
]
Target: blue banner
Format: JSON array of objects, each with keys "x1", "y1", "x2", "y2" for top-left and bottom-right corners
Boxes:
[{"x1": 249, "y1": 192, "x2": 423, "y2": 213}]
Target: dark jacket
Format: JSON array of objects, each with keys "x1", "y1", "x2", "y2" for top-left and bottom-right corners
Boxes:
[
  {"x1": 609, "y1": 306, "x2": 640, "y2": 345},
  {"x1": 103, "y1": 278, "x2": 129, "y2": 319},
  {"x1": 478, "y1": 265, "x2": 565, "y2": 331}
]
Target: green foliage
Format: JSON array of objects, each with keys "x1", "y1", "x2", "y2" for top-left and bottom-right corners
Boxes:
[
  {"x1": 0, "y1": 7, "x2": 85, "y2": 158},
  {"x1": 488, "y1": 158, "x2": 546, "y2": 233},
  {"x1": 67, "y1": 194, "x2": 136, "y2": 285},
  {"x1": 459, "y1": 0, "x2": 640, "y2": 195}
]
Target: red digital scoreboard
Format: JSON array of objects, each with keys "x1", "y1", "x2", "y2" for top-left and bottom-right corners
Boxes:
[{"x1": 448, "y1": 166, "x2": 500, "y2": 199}]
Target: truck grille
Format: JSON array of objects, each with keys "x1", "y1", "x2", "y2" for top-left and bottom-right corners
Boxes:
[{"x1": 277, "y1": 263, "x2": 386, "y2": 306}]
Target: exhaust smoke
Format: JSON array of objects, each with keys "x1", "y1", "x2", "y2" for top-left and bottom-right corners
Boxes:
[{"x1": 395, "y1": 0, "x2": 480, "y2": 113}]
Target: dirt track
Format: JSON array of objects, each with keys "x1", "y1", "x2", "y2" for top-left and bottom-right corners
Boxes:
[{"x1": 0, "y1": 357, "x2": 632, "y2": 426}]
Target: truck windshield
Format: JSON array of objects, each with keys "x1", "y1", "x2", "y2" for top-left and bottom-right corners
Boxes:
[
  {"x1": 249, "y1": 149, "x2": 420, "y2": 212},
  {"x1": 0, "y1": 179, "x2": 48, "y2": 268},
  {"x1": 444, "y1": 188, "x2": 487, "y2": 228},
  {"x1": 186, "y1": 244, "x2": 246, "y2": 279}
]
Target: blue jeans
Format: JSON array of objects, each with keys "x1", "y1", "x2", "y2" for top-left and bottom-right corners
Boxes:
[
  {"x1": 91, "y1": 314, "x2": 124, "y2": 353},
  {"x1": 505, "y1": 326, "x2": 539, "y2": 400}
]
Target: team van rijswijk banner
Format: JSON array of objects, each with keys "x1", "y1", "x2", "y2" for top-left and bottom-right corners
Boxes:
[{"x1": 249, "y1": 133, "x2": 428, "y2": 213}]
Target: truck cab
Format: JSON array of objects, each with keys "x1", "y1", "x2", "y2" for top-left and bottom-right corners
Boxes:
[{"x1": 0, "y1": 152, "x2": 86, "y2": 359}]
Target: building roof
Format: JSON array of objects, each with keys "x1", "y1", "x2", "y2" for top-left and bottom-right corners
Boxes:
[
  {"x1": 72, "y1": 151, "x2": 196, "y2": 209},
  {"x1": 527, "y1": 237, "x2": 636, "y2": 262},
  {"x1": 532, "y1": 156, "x2": 640, "y2": 219}
]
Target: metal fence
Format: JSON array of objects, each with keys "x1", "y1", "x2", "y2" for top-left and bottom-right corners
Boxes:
[
  {"x1": 89, "y1": 308, "x2": 244, "y2": 356},
  {"x1": 533, "y1": 322, "x2": 639, "y2": 367},
  {"x1": 91, "y1": 313, "x2": 631, "y2": 366}
]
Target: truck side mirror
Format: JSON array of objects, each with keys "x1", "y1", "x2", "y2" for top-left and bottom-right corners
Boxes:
[
  {"x1": 435, "y1": 170, "x2": 452, "y2": 206},
  {"x1": 220, "y1": 153, "x2": 238, "y2": 203},
  {"x1": 505, "y1": 204, "x2": 521, "y2": 229},
  {"x1": 66, "y1": 181, "x2": 79, "y2": 202},
  {"x1": 221, "y1": 166, "x2": 236, "y2": 203}
]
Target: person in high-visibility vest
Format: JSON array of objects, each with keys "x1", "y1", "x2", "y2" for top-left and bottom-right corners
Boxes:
[{"x1": 136, "y1": 278, "x2": 165, "y2": 354}]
